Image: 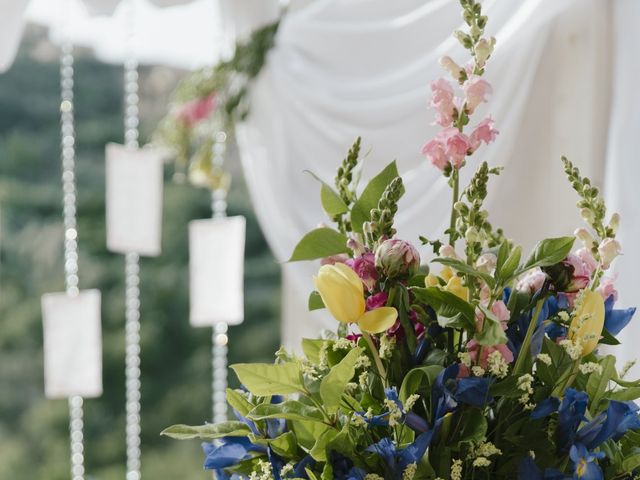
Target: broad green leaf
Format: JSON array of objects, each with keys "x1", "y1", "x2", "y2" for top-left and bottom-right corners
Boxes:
[
  {"x1": 306, "y1": 469, "x2": 320, "y2": 480},
  {"x1": 308, "y1": 291, "x2": 325, "y2": 311},
  {"x1": 499, "y1": 245, "x2": 522, "y2": 281},
  {"x1": 609, "y1": 387, "x2": 640, "y2": 402},
  {"x1": 301, "y1": 338, "x2": 327, "y2": 364},
  {"x1": 320, "y1": 347, "x2": 362, "y2": 412},
  {"x1": 231, "y1": 362, "x2": 304, "y2": 396},
  {"x1": 161, "y1": 421, "x2": 250, "y2": 440},
  {"x1": 305, "y1": 171, "x2": 349, "y2": 217},
  {"x1": 350, "y1": 161, "x2": 403, "y2": 233},
  {"x1": 248, "y1": 400, "x2": 325, "y2": 422},
  {"x1": 587, "y1": 355, "x2": 616, "y2": 413},
  {"x1": 599, "y1": 328, "x2": 621, "y2": 346},
  {"x1": 310, "y1": 428, "x2": 338, "y2": 461},
  {"x1": 453, "y1": 409, "x2": 487, "y2": 444},
  {"x1": 399, "y1": 365, "x2": 443, "y2": 404},
  {"x1": 321, "y1": 463, "x2": 334, "y2": 480},
  {"x1": 412, "y1": 287, "x2": 476, "y2": 330},
  {"x1": 250, "y1": 431, "x2": 298, "y2": 458},
  {"x1": 622, "y1": 453, "x2": 640, "y2": 473},
  {"x1": 475, "y1": 305, "x2": 508, "y2": 346},
  {"x1": 292, "y1": 420, "x2": 330, "y2": 450},
  {"x1": 432, "y1": 257, "x2": 495, "y2": 288},
  {"x1": 288, "y1": 227, "x2": 349, "y2": 262},
  {"x1": 225, "y1": 388, "x2": 254, "y2": 417},
  {"x1": 496, "y1": 240, "x2": 510, "y2": 275},
  {"x1": 489, "y1": 376, "x2": 521, "y2": 398},
  {"x1": 523, "y1": 236, "x2": 575, "y2": 270}
]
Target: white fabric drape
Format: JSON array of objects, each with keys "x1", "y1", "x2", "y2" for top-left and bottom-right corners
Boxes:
[
  {"x1": 235, "y1": 0, "x2": 638, "y2": 373},
  {"x1": 0, "y1": 0, "x2": 30, "y2": 73}
]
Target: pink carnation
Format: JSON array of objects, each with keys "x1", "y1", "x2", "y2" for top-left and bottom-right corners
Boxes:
[
  {"x1": 177, "y1": 94, "x2": 216, "y2": 127},
  {"x1": 346, "y1": 252, "x2": 378, "y2": 292},
  {"x1": 430, "y1": 78, "x2": 456, "y2": 127},
  {"x1": 463, "y1": 75, "x2": 492, "y2": 113},
  {"x1": 469, "y1": 117, "x2": 499, "y2": 152}
]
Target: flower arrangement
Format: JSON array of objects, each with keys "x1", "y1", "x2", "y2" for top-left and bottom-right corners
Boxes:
[
  {"x1": 154, "y1": 21, "x2": 279, "y2": 189},
  {"x1": 162, "y1": 1, "x2": 640, "y2": 478}
]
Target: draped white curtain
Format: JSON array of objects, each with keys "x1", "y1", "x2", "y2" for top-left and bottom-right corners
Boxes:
[{"x1": 235, "y1": 0, "x2": 640, "y2": 374}]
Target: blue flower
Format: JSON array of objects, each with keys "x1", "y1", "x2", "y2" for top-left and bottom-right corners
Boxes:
[
  {"x1": 531, "y1": 397, "x2": 560, "y2": 420},
  {"x1": 356, "y1": 387, "x2": 429, "y2": 433},
  {"x1": 432, "y1": 364, "x2": 494, "y2": 418},
  {"x1": 202, "y1": 437, "x2": 266, "y2": 470},
  {"x1": 517, "y1": 456, "x2": 567, "y2": 480},
  {"x1": 365, "y1": 432, "x2": 433, "y2": 479},
  {"x1": 508, "y1": 296, "x2": 555, "y2": 361},
  {"x1": 569, "y1": 443, "x2": 604, "y2": 480},
  {"x1": 557, "y1": 389, "x2": 589, "y2": 450},
  {"x1": 577, "y1": 400, "x2": 640, "y2": 449},
  {"x1": 603, "y1": 295, "x2": 636, "y2": 336}
]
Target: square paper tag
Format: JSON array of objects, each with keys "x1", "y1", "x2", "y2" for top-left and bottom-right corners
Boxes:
[
  {"x1": 42, "y1": 289, "x2": 102, "y2": 399},
  {"x1": 189, "y1": 216, "x2": 246, "y2": 327},
  {"x1": 105, "y1": 143, "x2": 164, "y2": 256}
]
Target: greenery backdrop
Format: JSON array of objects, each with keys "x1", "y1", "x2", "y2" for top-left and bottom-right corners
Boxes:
[{"x1": 0, "y1": 27, "x2": 280, "y2": 480}]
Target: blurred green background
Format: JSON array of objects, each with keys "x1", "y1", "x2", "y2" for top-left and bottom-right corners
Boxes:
[{"x1": 0, "y1": 27, "x2": 281, "y2": 479}]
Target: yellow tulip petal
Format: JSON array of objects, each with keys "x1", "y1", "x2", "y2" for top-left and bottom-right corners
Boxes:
[
  {"x1": 445, "y1": 276, "x2": 469, "y2": 301},
  {"x1": 314, "y1": 264, "x2": 365, "y2": 324},
  {"x1": 441, "y1": 266, "x2": 454, "y2": 282},
  {"x1": 425, "y1": 274, "x2": 440, "y2": 287},
  {"x1": 357, "y1": 307, "x2": 398, "y2": 334},
  {"x1": 569, "y1": 290, "x2": 605, "y2": 356}
]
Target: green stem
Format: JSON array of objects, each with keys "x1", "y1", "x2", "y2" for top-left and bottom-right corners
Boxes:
[
  {"x1": 448, "y1": 169, "x2": 460, "y2": 246},
  {"x1": 513, "y1": 299, "x2": 545, "y2": 375},
  {"x1": 362, "y1": 332, "x2": 388, "y2": 387},
  {"x1": 552, "y1": 359, "x2": 581, "y2": 397}
]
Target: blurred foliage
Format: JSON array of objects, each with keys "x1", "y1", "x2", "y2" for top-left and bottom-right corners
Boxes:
[{"x1": 0, "y1": 30, "x2": 280, "y2": 480}]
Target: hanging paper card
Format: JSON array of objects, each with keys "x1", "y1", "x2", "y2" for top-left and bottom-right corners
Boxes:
[
  {"x1": 42, "y1": 289, "x2": 102, "y2": 399},
  {"x1": 189, "y1": 216, "x2": 246, "y2": 326},
  {"x1": 106, "y1": 143, "x2": 164, "y2": 256}
]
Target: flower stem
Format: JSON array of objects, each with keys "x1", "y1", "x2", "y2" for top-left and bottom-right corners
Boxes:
[
  {"x1": 448, "y1": 169, "x2": 460, "y2": 246},
  {"x1": 362, "y1": 332, "x2": 388, "y2": 387},
  {"x1": 512, "y1": 299, "x2": 544, "y2": 376}
]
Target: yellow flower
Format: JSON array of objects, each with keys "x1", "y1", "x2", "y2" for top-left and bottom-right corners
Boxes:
[
  {"x1": 568, "y1": 290, "x2": 605, "y2": 356},
  {"x1": 424, "y1": 274, "x2": 440, "y2": 287},
  {"x1": 314, "y1": 263, "x2": 397, "y2": 334},
  {"x1": 445, "y1": 275, "x2": 469, "y2": 301},
  {"x1": 440, "y1": 266, "x2": 455, "y2": 282}
]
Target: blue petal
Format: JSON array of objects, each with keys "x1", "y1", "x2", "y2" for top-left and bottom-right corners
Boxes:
[
  {"x1": 405, "y1": 412, "x2": 429, "y2": 433},
  {"x1": 517, "y1": 456, "x2": 543, "y2": 480},
  {"x1": 293, "y1": 455, "x2": 315, "y2": 478},
  {"x1": 604, "y1": 307, "x2": 636, "y2": 336},
  {"x1": 455, "y1": 377, "x2": 494, "y2": 407},
  {"x1": 531, "y1": 397, "x2": 560, "y2": 420},
  {"x1": 398, "y1": 431, "x2": 433, "y2": 469},
  {"x1": 365, "y1": 437, "x2": 396, "y2": 470},
  {"x1": 202, "y1": 439, "x2": 251, "y2": 470},
  {"x1": 558, "y1": 389, "x2": 588, "y2": 450}
]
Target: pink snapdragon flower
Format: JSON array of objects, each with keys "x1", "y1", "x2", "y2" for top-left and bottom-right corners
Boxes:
[
  {"x1": 421, "y1": 128, "x2": 472, "y2": 171},
  {"x1": 430, "y1": 78, "x2": 456, "y2": 127},
  {"x1": 563, "y1": 253, "x2": 591, "y2": 292},
  {"x1": 469, "y1": 117, "x2": 499, "y2": 152},
  {"x1": 516, "y1": 268, "x2": 547, "y2": 293},
  {"x1": 463, "y1": 75, "x2": 492, "y2": 113},
  {"x1": 421, "y1": 139, "x2": 448, "y2": 170},
  {"x1": 575, "y1": 247, "x2": 598, "y2": 274},
  {"x1": 598, "y1": 274, "x2": 618, "y2": 301},
  {"x1": 176, "y1": 94, "x2": 216, "y2": 127},
  {"x1": 320, "y1": 254, "x2": 349, "y2": 266},
  {"x1": 346, "y1": 252, "x2": 378, "y2": 292}
]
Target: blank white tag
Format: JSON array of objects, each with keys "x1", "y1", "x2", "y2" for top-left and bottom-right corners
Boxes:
[
  {"x1": 189, "y1": 216, "x2": 246, "y2": 327},
  {"x1": 42, "y1": 290, "x2": 103, "y2": 399},
  {"x1": 106, "y1": 143, "x2": 164, "y2": 256}
]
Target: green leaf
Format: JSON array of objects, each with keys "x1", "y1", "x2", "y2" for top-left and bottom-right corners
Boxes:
[
  {"x1": 609, "y1": 387, "x2": 640, "y2": 402},
  {"x1": 399, "y1": 365, "x2": 443, "y2": 405},
  {"x1": 496, "y1": 240, "x2": 509, "y2": 275},
  {"x1": 225, "y1": 388, "x2": 254, "y2": 417},
  {"x1": 248, "y1": 400, "x2": 325, "y2": 422},
  {"x1": 308, "y1": 291, "x2": 325, "y2": 311},
  {"x1": 301, "y1": 338, "x2": 326, "y2": 364},
  {"x1": 320, "y1": 347, "x2": 362, "y2": 412},
  {"x1": 411, "y1": 287, "x2": 476, "y2": 330},
  {"x1": 292, "y1": 420, "x2": 330, "y2": 451},
  {"x1": 310, "y1": 428, "x2": 338, "y2": 461},
  {"x1": 475, "y1": 305, "x2": 508, "y2": 346},
  {"x1": 499, "y1": 245, "x2": 522, "y2": 281},
  {"x1": 350, "y1": 161, "x2": 402, "y2": 234},
  {"x1": 250, "y1": 431, "x2": 298, "y2": 458},
  {"x1": 431, "y1": 257, "x2": 495, "y2": 288},
  {"x1": 305, "y1": 171, "x2": 349, "y2": 216},
  {"x1": 161, "y1": 421, "x2": 251, "y2": 440},
  {"x1": 489, "y1": 376, "x2": 521, "y2": 398},
  {"x1": 622, "y1": 453, "x2": 640, "y2": 473},
  {"x1": 288, "y1": 227, "x2": 349, "y2": 262},
  {"x1": 586, "y1": 355, "x2": 616, "y2": 413},
  {"x1": 231, "y1": 362, "x2": 304, "y2": 396},
  {"x1": 523, "y1": 236, "x2": 575, "y2": 270},
  {"x1": 599, "y1": 328, "x2": 621, "y2": 346}
]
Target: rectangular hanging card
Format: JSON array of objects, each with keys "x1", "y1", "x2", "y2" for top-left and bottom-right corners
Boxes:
[
  {"x1": 106, "y1": 143, "x2": 164, "y2": 256},
  {"x1": 42, "y1": 289, "x2": 102, "y2": 399},
  {"x1": 189, "y1": 216, "x2": 246, "y2": 327}
]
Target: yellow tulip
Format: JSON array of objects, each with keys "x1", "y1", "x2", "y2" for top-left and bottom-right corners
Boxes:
[
  {"x1": 314, "y1": 263, "x2": 397, "y2": 334},
  {"x1": 568, "y1": 290, "x2": 605, "y2": 356},
  {"x1": 445, "y1": 275, "x2": 469, "y2": 301}
]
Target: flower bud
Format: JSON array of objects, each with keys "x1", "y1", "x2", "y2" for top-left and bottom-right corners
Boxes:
[
  {"x1": 439, "y1": 56, "x2": 464, "y2": 81},
  {"x1": 608, "y1": 213, "x2": 620, "y2": 235},
  {"x1": 580, "y1": 208, "x2": 595, "y2": 224},
  {"x1": 598, "y1": 238, "x2": 622, "y2": 269},
  {"x1": 475, "y1": 253, "x2": 497, "y2": 274},
  {"x1": 375, "y1": 239, "x2": 421, "y2": 279},
  {"x1": 568, "y1": 290, "x2": 605, "y2": 356},
  {"x1": 574, "y1": 228, "x2": 595, "y2": 249},
  {"x1": 465, "y1": 226, "x2": 481, "y2": 244},
  {"x1": 474, "y1": 37, "x2": 495, "y2": 67},
  {"x1": 438, "y1": 244, "x2": 459, "y2": 259}
]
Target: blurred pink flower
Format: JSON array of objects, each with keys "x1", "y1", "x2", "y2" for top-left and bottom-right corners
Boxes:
[
  {"x1": 176, "y1": 94, "x2": 216, "y2": 127},
  {"x1": 598, "y1": 275, "x2": 618, "y2": 301},
  {"x1": 466, "y1": 340, "x2": 514, "y2": 369},
  {"x1": 517, "y1": 268, "x2": 547, "y2": 293},
  {"x1": 575, "y1": 247, "x2": 598, "y2": 274},
  {"x1": 563, "y1": 253, "x2": 591, "y2": 292},
  {"x1": 320, "y1": 254, "x2": 349, "y2": 266},
  {"x1": 346, "y1": 252, "x2": 378, "y2": 291},
  {"x1": 463, "y1": 75, "x2": 492, "y2": 113},
  {"x1": 430, "y1": 78, "x2": 456, "y2": 127},
  {"x1": 491, "y1": 300, "x2": 511, "y2": 329},
  {"x1": 366, "y1": 291, "x2": 388, "y2": 310},
  {"x1": 421, "y1": 139, "x2": 448, "y2": 170},
  {"x1": 469, "y1": 117, "x2": 499, "y2": 151}
]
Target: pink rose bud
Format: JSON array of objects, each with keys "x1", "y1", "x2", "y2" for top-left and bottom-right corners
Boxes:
[
  {"x1": 598, "y1": 238, "x2": 622, "y2": 269},
  {"x1": 346, "y1": 252, "x2": 378, "y2": 291},
  {"x1": 374, "y1": 239, "x2": 421, "y2": 279}
]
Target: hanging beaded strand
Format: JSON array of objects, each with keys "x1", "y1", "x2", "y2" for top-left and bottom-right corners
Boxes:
[
  {"x1": 211, "y1": 130, "x2": 229, "y2": 423},
  {"x1": 59, "y1": 27, "x2": 86, "y2": 480},
  {"x1": 123, "y1": 1, "x2": 142, "y2": 478}
]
